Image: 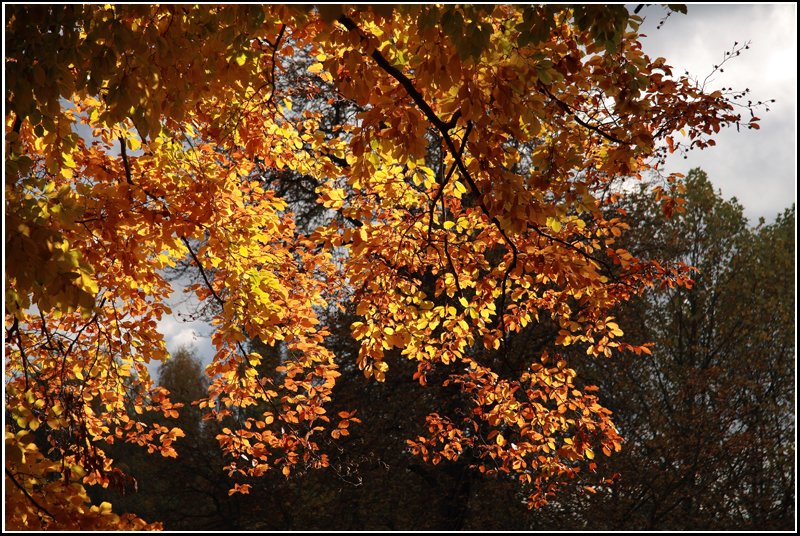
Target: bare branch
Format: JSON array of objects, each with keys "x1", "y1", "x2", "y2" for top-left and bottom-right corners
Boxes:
[{"x1": 539, "y1": 84, "x2": 629, "y2": 145}]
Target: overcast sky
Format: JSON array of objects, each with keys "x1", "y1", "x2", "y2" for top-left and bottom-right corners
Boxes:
[
  {"x1": 637, "y1": 3, "x2": 797, "y2": 222},
  {"x1": 159, "y1": 5, "x2": 798, "y2": 365}
]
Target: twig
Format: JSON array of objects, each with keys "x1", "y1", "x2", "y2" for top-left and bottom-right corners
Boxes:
[
  {"x1": 539, "y1": 84, "x2": 629, "y2": 145},
  {"x1": 427, "y1": 122, "x2": 472, "y2": 244}
]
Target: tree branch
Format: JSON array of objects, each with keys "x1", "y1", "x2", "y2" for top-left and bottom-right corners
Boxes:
[
  {"x1": 339, "y1": 15, "x2": 519, "y2": 341},
  {"x1": 337, "y1": 16, "x2": 457, "y2": 134},
  {"x1": 181, "y1": 237, "x2": 225, "y2": 306},
  {"x1": 118, "y1": 137, "x2": 135, "y2": 186},
  {"x1": 427, "y1": 122, "x2": 472, "y2": 244},
  {"x1": 442, "y1": 195, "x2": 463, "y2": 297},
  {"x1": 538, "y1": 84, "x2": 629, "y2": 145},
  {"x1": 265, "y1": 24, "x2": 286, "y2": 109},
  {"x1": 9, "y1": 316, "x2": 30, "y2": 391},
  {"x1": 5, "y1": 468, "x2": 56, "y2": 521}
]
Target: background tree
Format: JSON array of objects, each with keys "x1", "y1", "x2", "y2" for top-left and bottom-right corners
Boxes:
[
  {"x1": 527, "y1": 169, "x2": 795, "y2": 530},
  {"x1": 5, "y1": 6, "x2": 769, "y2": 529},
  {"x1": 90, "y1": 347, "x2": 243, "y2": 529}
]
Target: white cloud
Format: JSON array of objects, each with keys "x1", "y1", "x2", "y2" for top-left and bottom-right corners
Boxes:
[
  {"x1": 168, "y1": 328, "x2": 203, "y2": 351},
  {"x1": 156, "y1": 279, "x2": 216, "y2": 369}
]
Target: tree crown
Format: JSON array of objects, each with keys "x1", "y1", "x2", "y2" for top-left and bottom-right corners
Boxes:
[{"x1": 5, "y1": 5, "x2": 764, "y2": 529}]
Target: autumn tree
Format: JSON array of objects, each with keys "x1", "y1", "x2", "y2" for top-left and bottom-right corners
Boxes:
[
  {"x1": 74, "y1": 174, "x2": 795, "y2": 532},
  {"x1": 5, "y1": 5, "x2": 765, "y2": 529}
]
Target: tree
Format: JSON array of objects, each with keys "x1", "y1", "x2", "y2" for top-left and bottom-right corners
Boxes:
[
  {"x1": 5, "y1": 5, "x2": 764, "y2": 529},
  {"x1": 90, "y1": 347, "x2": 242, "y2": 530},
  {"x1": 527, "y1": 170, "x2": 795, "y2": 529}
]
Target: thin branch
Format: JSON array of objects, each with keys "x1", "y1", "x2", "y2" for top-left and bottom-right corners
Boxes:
[
  {"x1": 219, "y1": 24, "x2": 288, "y2": 144},
  {"x1": 119, "y1": 136, "x2": 172, "y2": 216},
  {"x1": 337, "y1": 15, "x2": 459, "y2": 135},
  {"x1": 265, "y1": 24, "x2": 287, "y2": 109},
  {"x1": 530, "y1": 225, "x2": 612, "y2": 274},
  {"x1": 38, "y1": 309, "x2": 56, "y2": 356},
  {"x1": 427, "y1": 122, "x2": 472, "y2": 244},
  {"x1": 442, "y1": 195, "x2": 463, "y2": 297},
  {"x1": 118, "y1": 137, "x2": 134, "y2": 185},
  {"x1": 443, "y1": 109, "x2": 462, "y2": 130},
  {"x1": 181, "y1": 237, "x2": 226, "y2": 306},
  {"x1": 9, "y1": 316, "x2": 30, "y2": 391},
  {"x1": 63, "y1": 298, "x2": 107, "y2": 360},
  {"x1": 5, "y1": 468, "x2": 56, "y2": 521},
  {"x1": 5, "y1": 314, "x2": 20, "y2": 342},
  {"x1": 539, "y1": 84, "x2": 629, "y2": 145}
]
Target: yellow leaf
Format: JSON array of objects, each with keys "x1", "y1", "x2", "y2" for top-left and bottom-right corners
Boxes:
[{"x1": 546, "y1": 217, "x2": 562, "y2": 232}]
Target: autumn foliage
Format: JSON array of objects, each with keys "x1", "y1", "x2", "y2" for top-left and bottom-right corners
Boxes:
[{"x1": 5, "y1": 5, "x2": 763, "y2": 529}]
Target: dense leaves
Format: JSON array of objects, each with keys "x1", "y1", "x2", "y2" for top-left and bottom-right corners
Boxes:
[
  {"x1": 5, "y1": 5, "x2": 768, "y2": 529},
  {"x1": 91, "y1": 175, "x2": 795, "y2": 530}
]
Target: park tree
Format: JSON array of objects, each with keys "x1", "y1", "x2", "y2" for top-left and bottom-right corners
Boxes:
[{"x1": 5, "y1": 5, "x2": 765, "y2": 529}]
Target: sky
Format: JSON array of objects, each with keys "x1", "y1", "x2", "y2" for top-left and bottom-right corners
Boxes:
[
  {"x1": 158, "y1": 4, "x2": 798, "y2": 366},
  {"x1": 156, "y1": 291, "x2": 217, "y2": 373},
  {"x1": 636, "y1": 3, "x2": 797, "y2": 223}
]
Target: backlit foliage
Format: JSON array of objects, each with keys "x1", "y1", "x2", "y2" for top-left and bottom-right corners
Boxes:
[{"x1": 5, "y1": 5, "x2": 758, "y2": 528}]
